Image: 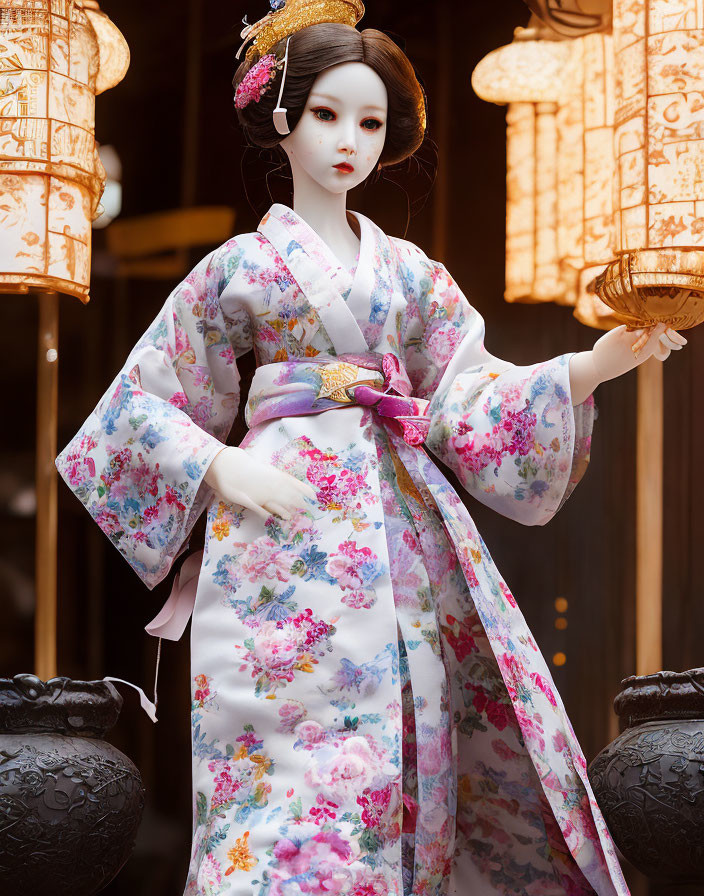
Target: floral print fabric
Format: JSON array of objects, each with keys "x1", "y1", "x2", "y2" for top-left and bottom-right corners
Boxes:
[{"x1": 56, "y1": 203, "x2": 628, "y2": 896}]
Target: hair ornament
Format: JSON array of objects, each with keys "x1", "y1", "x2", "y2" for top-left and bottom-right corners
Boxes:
[
  {"x1": 236, "y1": 0, "x2": 365, "y2": 63},
  {"x1": 272, "y1": 37, "x2": 292, "y2": 135},
  {"x1": 234, "y1": 52, "x2": 283, "y2": 110}
]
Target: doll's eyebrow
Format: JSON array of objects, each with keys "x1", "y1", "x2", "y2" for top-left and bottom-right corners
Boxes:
[{"x1": 309, "y1": 92, "x2": 385, "y2": 114}]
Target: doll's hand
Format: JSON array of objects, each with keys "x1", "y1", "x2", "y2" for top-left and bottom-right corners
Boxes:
[
  {"x1": 204, "y1": 446, "x2": 317, "y2": 521},
  {"x1": 569, "y1": 323, "x2": 687, "y2": 405}
]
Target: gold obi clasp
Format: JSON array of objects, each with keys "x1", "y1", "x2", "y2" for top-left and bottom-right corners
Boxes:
[{"x1": 316, "y1": 360, "x2": 385, "y2": 404}]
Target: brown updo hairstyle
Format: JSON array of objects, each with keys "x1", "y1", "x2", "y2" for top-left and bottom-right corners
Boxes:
[{"x1": 233, "y1": 23, "x2": 427, "y2": 167}]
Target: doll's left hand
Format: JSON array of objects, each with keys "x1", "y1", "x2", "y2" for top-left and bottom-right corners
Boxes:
[{"x1": 569, "y1": 323, "x2": 687, "y2": 405}]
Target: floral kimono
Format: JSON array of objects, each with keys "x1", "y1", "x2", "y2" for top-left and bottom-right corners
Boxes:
[{"x1": 56, "y1": 203, "x2": 629, "y2": 896}]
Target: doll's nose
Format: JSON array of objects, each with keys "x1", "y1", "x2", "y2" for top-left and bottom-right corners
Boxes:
[{"x1": 337, "y1": 121, "x2": 357, "y2": 156}]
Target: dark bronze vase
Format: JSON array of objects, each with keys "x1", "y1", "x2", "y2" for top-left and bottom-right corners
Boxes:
[
  {"x1": 0, "y1": 674, "x2": 145, "y2": 895},
  {"x1": 588, "y1": 667, "x2": 704, "y2": 884}
]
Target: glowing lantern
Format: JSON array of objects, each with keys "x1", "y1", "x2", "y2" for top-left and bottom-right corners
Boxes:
[
  {"x1": 566, "y1": 32, "x2": 622, "y2": 329},
  {"x1": 504, "y1": 100, "x2": 566, "y2": 303},
  {"x1": 505, "y1": 102, "x2": 536, "y2": 302},
  {"x1": 471, "y1": 34, "x2": 572, "y2": 104},
  {"x1": 596, "y1": 0, "x2": 704, "y2": 330},
  {"x1": 555, "y1": 37, "x2": 585, "y2": 304},
  {"x1": 0, "y1": 0, "x2": 129, "y2": 681},
  {"x1": 474, "y1": 31, "x2": 571, "y2": 303},
  {"x1": 0, "y1": 0, "x2": 129, "y2": 303},
  {"x1": 477, "y1": 29, "x2": 620, "y2": 311},
  {"x1": 581, "y1": 33, "x2": 616, "y2": 268},
  {"x1": 532, "y1": 100, "x2": 565, "y2": 301}
]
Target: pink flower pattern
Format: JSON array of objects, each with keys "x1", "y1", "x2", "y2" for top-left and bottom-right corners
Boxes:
[{"x1": 57, "y1": 204, "x2": 627, "y2": 896}]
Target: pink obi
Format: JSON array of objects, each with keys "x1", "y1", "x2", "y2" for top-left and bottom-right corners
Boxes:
[{"x1": 245, "y1": 351, "x2": 431, "y2": 447}]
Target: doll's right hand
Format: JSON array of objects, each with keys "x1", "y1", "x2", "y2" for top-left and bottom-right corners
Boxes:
[{"x1": 203, "y1": 446, "x2": 317, "y2": 521}]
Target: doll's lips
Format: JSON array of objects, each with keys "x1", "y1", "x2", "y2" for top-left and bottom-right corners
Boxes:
[{"x1": 334, "y1": 162, "x2": 354, "y2": 173}]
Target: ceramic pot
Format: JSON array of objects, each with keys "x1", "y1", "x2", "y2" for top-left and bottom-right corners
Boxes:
[
  {"x1": 0, "y1": 673, "x2": 145, "y2": 895},
  {"x1": 588, "y1": 667, "x2": 704, "y2": 884}
]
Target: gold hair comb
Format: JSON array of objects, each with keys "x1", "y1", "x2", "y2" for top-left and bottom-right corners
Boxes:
[{"x1": 237, "y1": 0, "x2": 365, "y2": 63}]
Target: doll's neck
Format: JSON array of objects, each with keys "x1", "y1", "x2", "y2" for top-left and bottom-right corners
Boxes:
[{"x1": 290, "y1": 176, "x2": 359, "y2": 269}]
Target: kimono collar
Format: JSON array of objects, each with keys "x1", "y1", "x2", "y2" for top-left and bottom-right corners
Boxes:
[{"x1": 257, "y1": 203, "x2": 381, "y2": 354}]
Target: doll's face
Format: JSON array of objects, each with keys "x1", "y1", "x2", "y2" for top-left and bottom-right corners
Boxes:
[{"x1": 280, "y1": 61, "x2": 388, "y2": 194}]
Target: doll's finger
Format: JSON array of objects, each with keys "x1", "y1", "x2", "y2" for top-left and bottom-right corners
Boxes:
[
  {"x1": 653, "y1": 343, "x2": 671, "y2": 362},
  {"x1": 275, "y1": 470, "x2": 315, "y2": 500},
  {"x1": 271, "y1": 477, "x2": 306, "y2": 505},
  {"x1": 287, "y1": 474, "x2": 311, "y2": 493},
  {"x1": 228, "y1": 489, "x2": 271, "y2": 521},
  {"x1": 665, "y1": 327, "x2": 687, "y2": 346},
  {"x1": 278, "y1": 478, "x2": 311, "y2": 501},
  {"x1": 291, "y1": 477, "x2": 317, "y2": 500},
  {"x1": 301, "y1": 485, "x2": 318, "y2": 502},
  {"x1": 631, "y1": 328, "x2": 652, "y2": 356},
  {"x1": 659, "y1": 332, "x2": 683, "y2": 351},
  {"x1": 645, "y1": 322, "x2": 667, "y2": 341},
  {"x1": 279, "y1": 488, "x2": 310, "y2": 512},
  {"x1": 245, "y1": 502, "x2": 272, "y2": 521},
  {"x1": 264, "y1": 501, "x2": 291, "y2": 520},
  {"x1": 636, "y1": 322, "x2": 668, "y2": 355}
]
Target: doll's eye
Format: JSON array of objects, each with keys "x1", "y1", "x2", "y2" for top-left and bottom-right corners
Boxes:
[
  {"x1": 312, "y1": 107, "x2": 336, "y2": 122},
  {"x1": 361, "y1": 118, "x2": 383, "y2": 131}
]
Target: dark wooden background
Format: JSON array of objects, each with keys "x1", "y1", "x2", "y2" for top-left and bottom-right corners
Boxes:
[{"x1": 1, "y1": 1, "x2": 702, "y2": 893}]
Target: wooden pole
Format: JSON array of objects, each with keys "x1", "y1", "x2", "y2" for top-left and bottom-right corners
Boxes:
[
  {"x1": 181, "y1": 0, "x2": 202, "y2": 208},
  {"x1": 635, "y1": 357, "x2": 663, "y2": 675},
  {"x1": 34, "y1": 291, "x2": 59, "y2": 681}
]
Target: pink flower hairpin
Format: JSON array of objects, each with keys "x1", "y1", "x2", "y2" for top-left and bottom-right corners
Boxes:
[{"x1": 234, "y1": 53, "x2": 282, "y2": 110}]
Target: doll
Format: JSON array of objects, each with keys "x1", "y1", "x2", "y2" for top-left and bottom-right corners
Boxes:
[{"x1": 56, "y1": 2, "x2": 684, "y2": 894}]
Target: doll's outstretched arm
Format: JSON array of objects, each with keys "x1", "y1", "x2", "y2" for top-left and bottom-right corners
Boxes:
[
  {"x1": 395, "y1": 240, "x2": 591, "y2": 525},
  {"x1": 568, "y1": 323, "x2": 687, "y2": 406},
  {"x1": 204, "y1": 446, "x2": 316, "y2": 521}
]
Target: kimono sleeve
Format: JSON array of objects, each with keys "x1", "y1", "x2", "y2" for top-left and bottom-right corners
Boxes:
[
  {"x1": 56, "y1": 242, "x2": 253, "y2": 589},
  {"x1": 396, "y1": 240, "x2": 595, "y2": 526}
]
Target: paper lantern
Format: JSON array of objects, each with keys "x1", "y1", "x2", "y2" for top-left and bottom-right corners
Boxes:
[
  {"x1": 0, "y1": 0, "x2": 129, "y2": 303},
  {"x1": 82, "y1": 5, "x2": 131, "y2": 95},
  {"x1": 475, "y1": 31, "x2": 572, "y2": 305},
  {"x1": 596, "y1": 0, "x2": 704, "y2": 329},
  {"x1": 471, "y1": 33, "x2": 572, "y2": 104},
  {"x1": 501, "y1": 32, "x2": 620, "y2": 325},
  {"x1": 505, "y1": 102, "x2": 536, "y2": 302},
  {"x1": 562, "y1": 32, "x2": 623, "y2": 328},
  {"x1": 555, "y1": 38, "x2": 585, "y2": 304},
  {"x1": 533, "y1": 101, "x2": 565, "y2": 301},
  {"x1": 581, "y1": 33, "x2": 616, "y2": 267},
  {"x1": 504, "y1": 99, "x2": 566, "y2": 303},
  {"x1": 556, "y1": 35, "x2": 616, "y2": 286}
]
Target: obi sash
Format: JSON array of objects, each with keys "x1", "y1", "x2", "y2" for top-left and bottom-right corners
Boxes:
[{"x1": 246, "y1": 351, "x2": 430, "y2": 447}]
